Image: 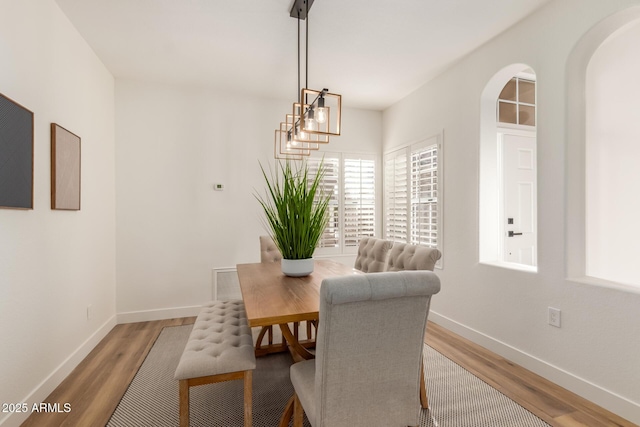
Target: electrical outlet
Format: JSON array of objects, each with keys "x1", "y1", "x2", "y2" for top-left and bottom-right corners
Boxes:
[
  {"x1": 548, "y1": 307, "x2": 561, "y2": 328},
  {"x1": 87, "y1": 304, "x2": 93, "y2": 320}
]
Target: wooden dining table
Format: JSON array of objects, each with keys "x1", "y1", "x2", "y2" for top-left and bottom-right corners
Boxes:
[
  {"x1": 236, "y1": 259, "x2": 359, "y2": 362},
  {"x1": 236, "y1": 258, "x2": 430, "y2": 409}
]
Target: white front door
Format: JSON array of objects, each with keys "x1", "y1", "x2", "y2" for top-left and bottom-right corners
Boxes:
[{"x1": 501, "y1": 132, "x2": 537, "y2": 266}]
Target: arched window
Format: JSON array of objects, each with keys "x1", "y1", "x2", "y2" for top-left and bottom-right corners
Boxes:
[{"x1": 479, "y1": 65, "x2": 538, "y2": 270}]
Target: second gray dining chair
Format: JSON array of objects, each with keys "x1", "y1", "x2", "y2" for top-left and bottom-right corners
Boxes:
[
  {"x1": 353, "y1": 237, "x2": 393, "y2": 273},
  {"x1": 385, "y1": 242, "x2": 442, "y2": 272}
]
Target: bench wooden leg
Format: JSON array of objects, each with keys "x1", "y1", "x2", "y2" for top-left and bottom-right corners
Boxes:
[
  {"x1": 244, "y1": 370, "x2": 253, "y2": 427},
  {"x1": 179, "y1": 371, "x2": 253, "y2": 427},
  {"x1": 179, "y1": 379, "x2": 189, "y2": 427}
]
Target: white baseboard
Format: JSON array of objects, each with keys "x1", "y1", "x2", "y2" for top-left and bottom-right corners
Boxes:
[
  {"x1": 116, "y1": 305, "x2": 202, "y2": 324},
  {"x1": 0, "y1": 315, "x2": 117, "y2": 427},
  {"x1": 429, "y1": 311, "x2": 640, "y2": 425}
]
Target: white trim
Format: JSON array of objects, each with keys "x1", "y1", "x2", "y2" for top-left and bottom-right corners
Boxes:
[
  {"x1": 116, "y1": 305, "x2": 202, "y2": 324},
  {"x1": 0, "y1": 316, "x2": 117, "y2": 427},
  {"x1": 479, "y1": 260, "x2": 538, "y2": 273},
  {"x1": 429, "y1": 312, "x2": 640, "y2": 425},
  {"x1": 566, "y1": 275, "x2": 640, "y2": 296}
]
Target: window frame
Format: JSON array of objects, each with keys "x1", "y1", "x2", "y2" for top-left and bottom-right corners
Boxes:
[
  {"x1": 383, "y1": 132, "x2": 444, "y2": 268},
  {"x1": 309, "y1": 151, "x2": 379, "y2": 256},
  {"x1": 479, "y1": 66, "x2": 539, "y2": 272}
]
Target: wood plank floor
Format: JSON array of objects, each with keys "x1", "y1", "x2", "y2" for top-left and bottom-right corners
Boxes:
[{"x1": 22, "y1": 319, "x2": 637, "y2": 427}]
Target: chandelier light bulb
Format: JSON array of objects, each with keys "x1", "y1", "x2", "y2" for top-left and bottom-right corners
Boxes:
[
  {"x1": 296, "y1": 124, "x2": 307, "y2": 141},
  {"x1": 304, "y1": 106, "x2": 317, "y2": 132},
  {"x1": 304, "y1": 117, "x2": 317, "y2": 131},
  {"x1": 316, "y1": 106, "x2": 328, "y2": 124}
]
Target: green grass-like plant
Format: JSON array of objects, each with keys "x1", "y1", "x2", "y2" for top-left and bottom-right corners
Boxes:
[{"x1": 256, "y1": 159, "x2": 330, "y2": 260}]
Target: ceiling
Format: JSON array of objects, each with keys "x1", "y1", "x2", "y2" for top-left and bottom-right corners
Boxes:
[{"x1": 55, "y1": 0, "x2": 551, "y2": 110}]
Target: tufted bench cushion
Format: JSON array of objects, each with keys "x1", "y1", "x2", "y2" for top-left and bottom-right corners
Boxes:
[
  {"x1": 175, "y1": 300, "x2": 256, "y2": 380},
  {"x1": 174, "y1": 300, "x2": 256, "y2": 427}
]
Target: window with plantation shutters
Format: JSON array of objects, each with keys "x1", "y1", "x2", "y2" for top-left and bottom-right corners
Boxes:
[
  {"x1": 307, "y1": 152, "x2": 378, "y2": 254},
  {"x1": 384, "y1": 133, "x2": 442, "y2": 260},
  {"x1": 344, "y1": 157, "x2": 376, "y2": 248},
  {"x1": 384, "y1": 149, "x2": 408, "y2": 242},
  {"x1": 307, "y1": 156, "x2": 340, "y2": 249},
  {"x1": 410, "y1": 144, "x2": 438, "y2": 248}
]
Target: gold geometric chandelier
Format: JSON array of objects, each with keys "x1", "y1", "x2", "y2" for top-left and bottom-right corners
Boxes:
[{"x1": 275, "y1": 0, "x2": 341, "y2": 159}]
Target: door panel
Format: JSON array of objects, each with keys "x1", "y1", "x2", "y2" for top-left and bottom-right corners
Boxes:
[{"x1": 502, "y1": 133, "x2": 537, "y2": 266}]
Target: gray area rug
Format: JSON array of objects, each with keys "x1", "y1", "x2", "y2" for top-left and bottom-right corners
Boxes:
[{"x1": 107, "y1": 325, "x2": 550, "y2": 427}]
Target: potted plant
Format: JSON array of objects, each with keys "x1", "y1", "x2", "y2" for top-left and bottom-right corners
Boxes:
[{"x1": 256, "y1": 159, "x2": 330, "y2": 276}]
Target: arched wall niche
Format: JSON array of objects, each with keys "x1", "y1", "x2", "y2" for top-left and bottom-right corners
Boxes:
[{"x1": 566, "y1": 6, "x2": 640, "y2": 289}]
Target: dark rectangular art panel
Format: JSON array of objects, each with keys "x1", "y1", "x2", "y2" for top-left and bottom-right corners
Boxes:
[{"x1": 0, "y1": 93, "x2": 34, "y2": 209}]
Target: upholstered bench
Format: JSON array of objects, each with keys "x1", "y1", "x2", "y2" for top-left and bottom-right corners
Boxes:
[{"x1": 174, "y1": 300, "x2": 256, "y2": 427}]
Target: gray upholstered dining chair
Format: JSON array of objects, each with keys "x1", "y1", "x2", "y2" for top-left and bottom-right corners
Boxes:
[
  {"x1": 353, "y1": 237, "x2": 393, "y2": 273},
  {"x1": 257, "y1": 235, "x2": 313, "y2": 349},
  {"x1": 385, "y1": 242, "x2": 442, "y2": 272},
  {"x1": 279, "y1": 271, "x2": 440, "y2": 427},
  {"x1": 259, "y1": 235, "x2": 282, "y2": 263},
  {"x1": 383, "y1": 242, "x2": 442, "y2": 408}
]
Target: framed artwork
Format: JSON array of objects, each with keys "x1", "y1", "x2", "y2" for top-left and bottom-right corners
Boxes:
[
  {"x1": 51, "y1": 123, "x2": 81, "y2": 210},
  {"x1": 0, "y1": 93, "x2": 34, "y2": 209}
]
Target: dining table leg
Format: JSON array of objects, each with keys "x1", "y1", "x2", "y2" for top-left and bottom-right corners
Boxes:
[{"x1": 280, "y1": 323, "x2": 315, "y2": 363}]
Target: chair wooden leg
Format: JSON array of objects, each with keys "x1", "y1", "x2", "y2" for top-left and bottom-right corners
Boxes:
[
  {"x1": 278, "y1": 395, "x2": 295, "y2": 427},
  {"x1": 179, "y1": 380, "x2": 189, "y2": 427},
  {"x1": 244, "y1": 370, "x2": 253, "y2": 427},
  {"x1": 293, "y1": 393, "x2": 303, "y2": 427},
  {"x1": 420, "y1": 363, "x2": 428, "y2": 409}
]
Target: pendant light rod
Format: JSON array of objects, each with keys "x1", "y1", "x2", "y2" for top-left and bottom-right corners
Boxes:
[
  {"x1": 305, "y1": 0, "x2": 309, "y2": 92},
  {"x1": 289, "y1": 0, "x2": 315, "y2": 20}
]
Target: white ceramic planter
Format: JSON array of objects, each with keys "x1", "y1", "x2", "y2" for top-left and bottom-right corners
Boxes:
[{"x1": 281, "y1": 258, "x2": 314, "y2": 277}]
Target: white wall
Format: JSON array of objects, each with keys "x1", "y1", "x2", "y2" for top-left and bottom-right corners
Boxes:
[
  {"x1": 115, "y1": 79, "x2": 381, "y2": 320},
  {"x1": 0, "y1": 1, "x2": 116, "y2": 426},
  {"x1": 383, "y1": 0, "x2": 640, "y2": 423},
  {"x1": 586, "y1": 20, "x2": 640, "y2": 288}
]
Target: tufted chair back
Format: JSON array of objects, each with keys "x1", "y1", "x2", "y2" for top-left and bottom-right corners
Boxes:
[
  {"x1": 260, "y1": 235, "x2": 282, "y2": 263},
  {"x1": 385, "y1": 242, "x2": 441, "y2": 272},
  {"x1": 354, "y1": 237, "x2": 393, "y2": 273},
  {"x1": 288, "y1": 271, "x2": 441, "y2": 427}
]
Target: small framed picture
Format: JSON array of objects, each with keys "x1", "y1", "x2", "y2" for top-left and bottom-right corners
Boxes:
[{"x1": 51, "y1": 123, "x2": 81, "y2": 210}]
